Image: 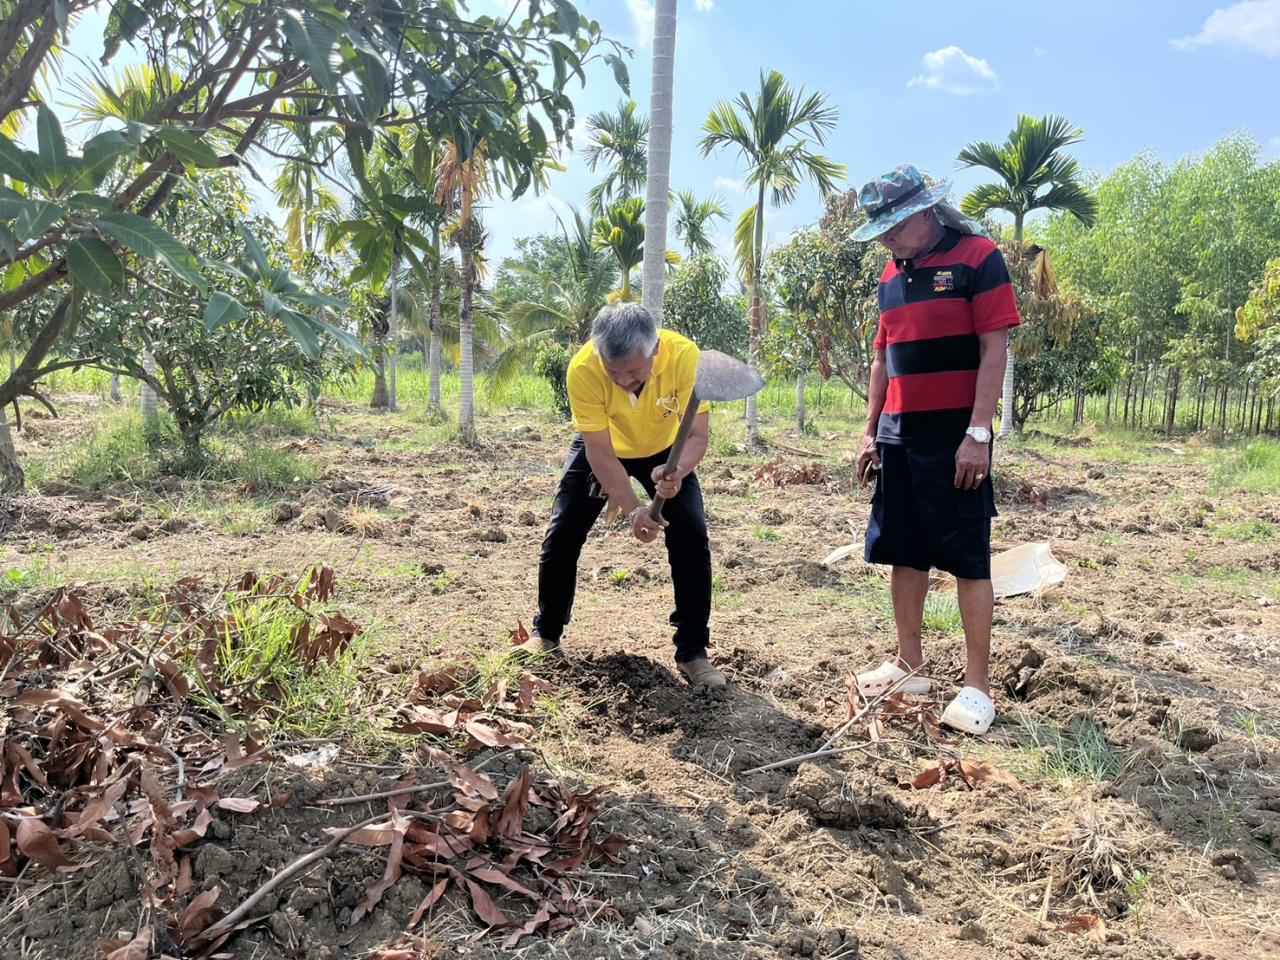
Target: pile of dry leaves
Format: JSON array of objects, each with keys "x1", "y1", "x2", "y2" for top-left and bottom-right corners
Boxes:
[{"x1": 1, "y1": 569, "x2": 623, "y2": 958}]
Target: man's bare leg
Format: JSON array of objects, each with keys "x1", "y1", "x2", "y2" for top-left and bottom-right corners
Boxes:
[
  {"x1": 890, "y1": 566, "x2": 929, "y2": 673},
  {"x1": 955, "y1": 577, "x2": 993, "y2": 696}
]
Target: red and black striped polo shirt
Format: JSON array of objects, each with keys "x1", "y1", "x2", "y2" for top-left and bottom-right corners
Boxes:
[{"x1": 873, "y1": 228, "x2": 1021, "y2": 445}]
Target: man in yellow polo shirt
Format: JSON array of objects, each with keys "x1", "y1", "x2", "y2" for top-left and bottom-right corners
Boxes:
[{"x1": 519, "y1": 302, "x2": 725, "y2": 689}]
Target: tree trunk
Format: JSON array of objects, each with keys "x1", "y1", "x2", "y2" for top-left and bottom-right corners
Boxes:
[
  {"x1": 458, "y1": 223, "x2": 477, "y2": 446},
  {"x1": 140, "y1": 350, "x2": 158, "y2": 420},
  {"x1": 795, "y1": 370, "x2": 806, "y2": 432},
  {"x1": 370, "y1": 337, "x2": 389, "y2": 410},
  {"x1": 388, "y1": 248, "x2": 399, "y2": 412},
  {"x1": 110, "y1": 372, "x2": 123, "y2": 403},
  {"x1": 1164, "y1": 367, "x2": 1179, "y2": 435},
  {"x1": 428, "y1": 228, "x2": 444, "y2": 413},
  {"x1": 745, "y1": 190, "x2": 766, "y2": 444},
  {"x1": 641, "y1": 0, "x2": 677, "y2": 325},
  {"x1": 0, "y1": 408, "x2": 23, "y2": 495},
  {"x1": 999, "y1": 212, "x2": 1025, "y2": 440}
]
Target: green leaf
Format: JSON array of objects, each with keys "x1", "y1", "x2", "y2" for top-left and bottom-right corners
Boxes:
[
  {"x1": 203, "y1": 291, "x2": 247, "y2": 330},
  {"x1": 281, "y1": 9, "x2": 341, "y2": 93},
  {"x1": 13, "y1": 200, "x2": 65, "y2": 242},
  {"x1": 0, "y1": 224, "x2": 16, "y2": 261},
  {"x1": 0, "y1": 135, "x2": 39, "y2": 184},
  {"x1": 36, "y1": 106, "x2": 70, "y2": 189},
  {"x1": 66, "y1": 192, "x2": 116, "y2": 212},
  {"x1": 97, "y1": 212, "x2": 207, "y2": 291},
  {"x1": 552, "y1": 0, "x2": 578, "y2": 34},
  {"x1": 288, "y1": 289, "x2": 347, "y2": 310},
  {"x1": 237, "y1": 224, "x2": 271, "y2": 277},
  {"x1": 309, "y1": 313, "x2": 366, "y2": 356},
  {"x1": 67, "y1": 237, "x2": 124, "y2": 296},
  {"x1": 603, "y1": 54, "x2": 630, "y2": 96},
  {"x1": 52, "y1": 0, "x2": 68, "y2": 30},
  {"x1": 154, "y1": 128, "x2": 221, "y2": 168}
]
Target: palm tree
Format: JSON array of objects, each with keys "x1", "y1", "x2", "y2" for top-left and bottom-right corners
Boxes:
[
  {"x1": 958, "y1": 114, "x2": 1099, "y2": 437},
  {"x1": 698, "y1": 69, "x2": 845, "y2": 440},
  {"x1": 582, "y1": 100, "x2": 649, "y2": 213},
  {"x1": 436, "y1": 137, "x2": 490, "y2": 445},
  {"x1": 673, "y1": 190, "x2": 728, "y2": 257},
  {"x1": 594, "y1": 197, "x2": 647, "y2": 301},
  {"x1": 491, "y1": 209, "x2": 617, "y2": 392},
  {"x1": 641, "y1": 0, "x2": 677, "y2": 324}
]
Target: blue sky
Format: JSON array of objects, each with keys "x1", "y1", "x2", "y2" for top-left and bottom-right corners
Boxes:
[{"x1": 42, "y1": 0, "x2": 1280, "y2": 268}]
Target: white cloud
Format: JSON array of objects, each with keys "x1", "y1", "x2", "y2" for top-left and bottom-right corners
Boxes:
[
  {"x1": 694, "y1": 0, "x2": 715, "y2": 11},
  {"x1": 714, "y1": 176, "x2": 748, "y2": 195},
  {"x1": 1268, "y1": 135, "x2": 1280, "y2": 156},
  {"x1": 1033, "y1": 45, "x2": 1047, "y2": 57},
  {"x1": 627, "y1": 0, "x2": 655, "y2": 46},
  {"x1": 907, "y1": 46, "x2": 1000, "y2": 95},
  {"x1": 1173, "y1": 0, "x2": 1280, "y2": 56}
]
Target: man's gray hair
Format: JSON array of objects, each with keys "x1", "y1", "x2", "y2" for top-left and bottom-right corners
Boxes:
[{"x1": 592, "y1": 302, "x2": 659, "y2": 363}]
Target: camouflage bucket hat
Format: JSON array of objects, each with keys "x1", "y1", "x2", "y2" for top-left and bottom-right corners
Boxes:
[{"x1": 850, "y1": 163, "x2": 954, "y2": 242}]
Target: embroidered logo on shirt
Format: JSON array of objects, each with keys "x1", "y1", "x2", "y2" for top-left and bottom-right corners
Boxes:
[
  {"x1": 656, "y1": 394, "x2": 679, "y2": 418},
  {"x1": 932, "y1": 270, "x2": 954, "y2": 293}
]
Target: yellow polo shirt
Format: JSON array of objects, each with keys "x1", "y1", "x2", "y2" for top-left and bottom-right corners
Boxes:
[{"x1": 567, "y1": 329, "x2": 711, "y2": 459}]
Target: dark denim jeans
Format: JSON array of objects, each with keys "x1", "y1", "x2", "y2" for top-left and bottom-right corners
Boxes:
[{"x1": 532, "y1": 437, "x2": 712, "y2": 662}]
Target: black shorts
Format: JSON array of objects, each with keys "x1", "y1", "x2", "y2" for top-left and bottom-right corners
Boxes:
[{"x1": 864, "y1": 442, "x2": 996, "y2": 580}]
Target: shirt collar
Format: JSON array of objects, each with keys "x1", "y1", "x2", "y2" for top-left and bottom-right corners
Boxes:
[{"x1": 894, "y1": 226, "x2": 963, "y2": 272}]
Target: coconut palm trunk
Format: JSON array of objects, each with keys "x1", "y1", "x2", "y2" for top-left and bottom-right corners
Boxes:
[
  {"x1": 641, "y1": 0, "x2": 677, "y2": 323},
  {"x1": 999, "y1": 212, "x2": 1024, "y2": 438}
]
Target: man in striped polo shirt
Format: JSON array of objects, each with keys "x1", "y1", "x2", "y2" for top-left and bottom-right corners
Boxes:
[{"x1": 850, "y1": 165, "x2": 1021, "y2": 735}]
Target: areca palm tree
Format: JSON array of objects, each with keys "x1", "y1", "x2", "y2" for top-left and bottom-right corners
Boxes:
[
  {"x1": 582, "y1": 100, "x2": 649, "y2": 213},
  {"x1": 436, "y1": 137, "x2": 490, "y2": 445},
  {"x1": 958, "y1": 114, "x2": 1099, "y2": 436},
  {"x1": 698, "y1": 69, "x2": 845, "y2": 440},
  {"x1": 673, "y1": 190, "x2": 728, "y2": 257},
  {"x1": 594, "y1": 197, "x2": 647, "y2": 301}
]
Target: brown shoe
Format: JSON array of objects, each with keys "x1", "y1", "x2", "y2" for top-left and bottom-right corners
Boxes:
[
  {"x1": 514, "y1": 635, "x2": 565, "y2": 660},
  {"x1": 678, "y1": 658, "x2": 726, "y2": 690}
]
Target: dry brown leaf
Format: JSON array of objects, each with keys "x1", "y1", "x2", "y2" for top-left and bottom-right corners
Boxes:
[
  {"x1": 416, "y1": 669, "x2": 460, "y2": 697},
  {"x1": 467, "y1": 864, "x2": 541, "y2": 901},
  {"x1": 389, "y1": 706, "x2": 456, "y2": 735},
  {"x1": 508, "y1": 621, "x2": 530, "y2": 646},
  {"x1": 325, "y1": 823, "x2": 400, "y2": 846},
  {"x1": 503, "y1": 904, "x2": 553, "y2": 948},
  {"x1": 214, "y1": 797, "x2": 262, "y2": 814},
  {"x1": 515, "y1": 674, "x2": 551, "y2": 711},
  {"x1": 172, "y1": 808, "x2": 214, "y2": 848},
  {"x1": 351, "y1": 824, "x2": 405, "y2": 923},
  {"x1": 408, "y1": 878, "x2": 451, "y2": 927},
  {"x1": 173, "y1": 886, "x2": 223, "y2": 944},
  {"x1": 13, "y1": 689, "x2": 104, "y2": 732},
  {"x1": 75, "y1": 778, "x2": 129, "y2": 832},
  {"x1": 464, "y1": 720, "x2": 524, "y2": 749},
  {"x1": 464, "y1": 876, "x2": 510, "y2": 928},
  {"x1": 497, "y1": 768, "x2": 533, "y2": 839},
  {"x1": 959, "y1": 758, "x2": 1021, "y2": 789},
  {"x1": 16, "y1": 817, "x2": 79, "y2": 873},
  {"x1": 1055, "y1": 914, "x2": 1108, "y2": 941},
  {"x1": 425, "y1": 746, "x2": 499, "y2": 801},
  {"x1": 98, "y1": 927, "x2": 151, "y2": 960}
]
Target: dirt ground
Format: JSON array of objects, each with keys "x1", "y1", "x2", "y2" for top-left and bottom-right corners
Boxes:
[{"x1": 2, "y1": 395, "x2": 1279, "y2": 959}]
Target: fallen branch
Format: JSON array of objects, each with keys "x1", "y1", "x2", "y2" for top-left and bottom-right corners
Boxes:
[
  {"x1": 316, "y1": 749, "x2": 525, "y2": 807},
  {"x1": 740, "y1": 665, "x2": 927, "y2": 776},
  {"x1": 740, "y1": 742, "x2": 880, "y2": 776},
  {"x1": 199, "y1": 809, "x2": 390, "y2": 941}
]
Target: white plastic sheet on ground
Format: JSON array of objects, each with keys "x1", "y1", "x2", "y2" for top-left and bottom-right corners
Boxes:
[{"x1": 991, "y1": 542, "x2": 1068, "y2": 598}]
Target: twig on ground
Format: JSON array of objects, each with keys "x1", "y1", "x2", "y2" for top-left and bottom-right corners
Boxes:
[
  {"x1": 315, "y1": 748, "x2": 525, "y2": 807},
  {"x1": 740, "y1": 742, "x2": 881, "y2": 776},
  {"x1": 199, "y1": 809, "x2": 390, "y2": 941},
  {"x1": 740, "y1": 666, "x2": 927, "y2": 776}
]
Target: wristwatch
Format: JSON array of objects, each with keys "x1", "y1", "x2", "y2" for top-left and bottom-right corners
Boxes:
[{"x1": 965, "y1": 425, "x2": 992, "y2": 444}]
